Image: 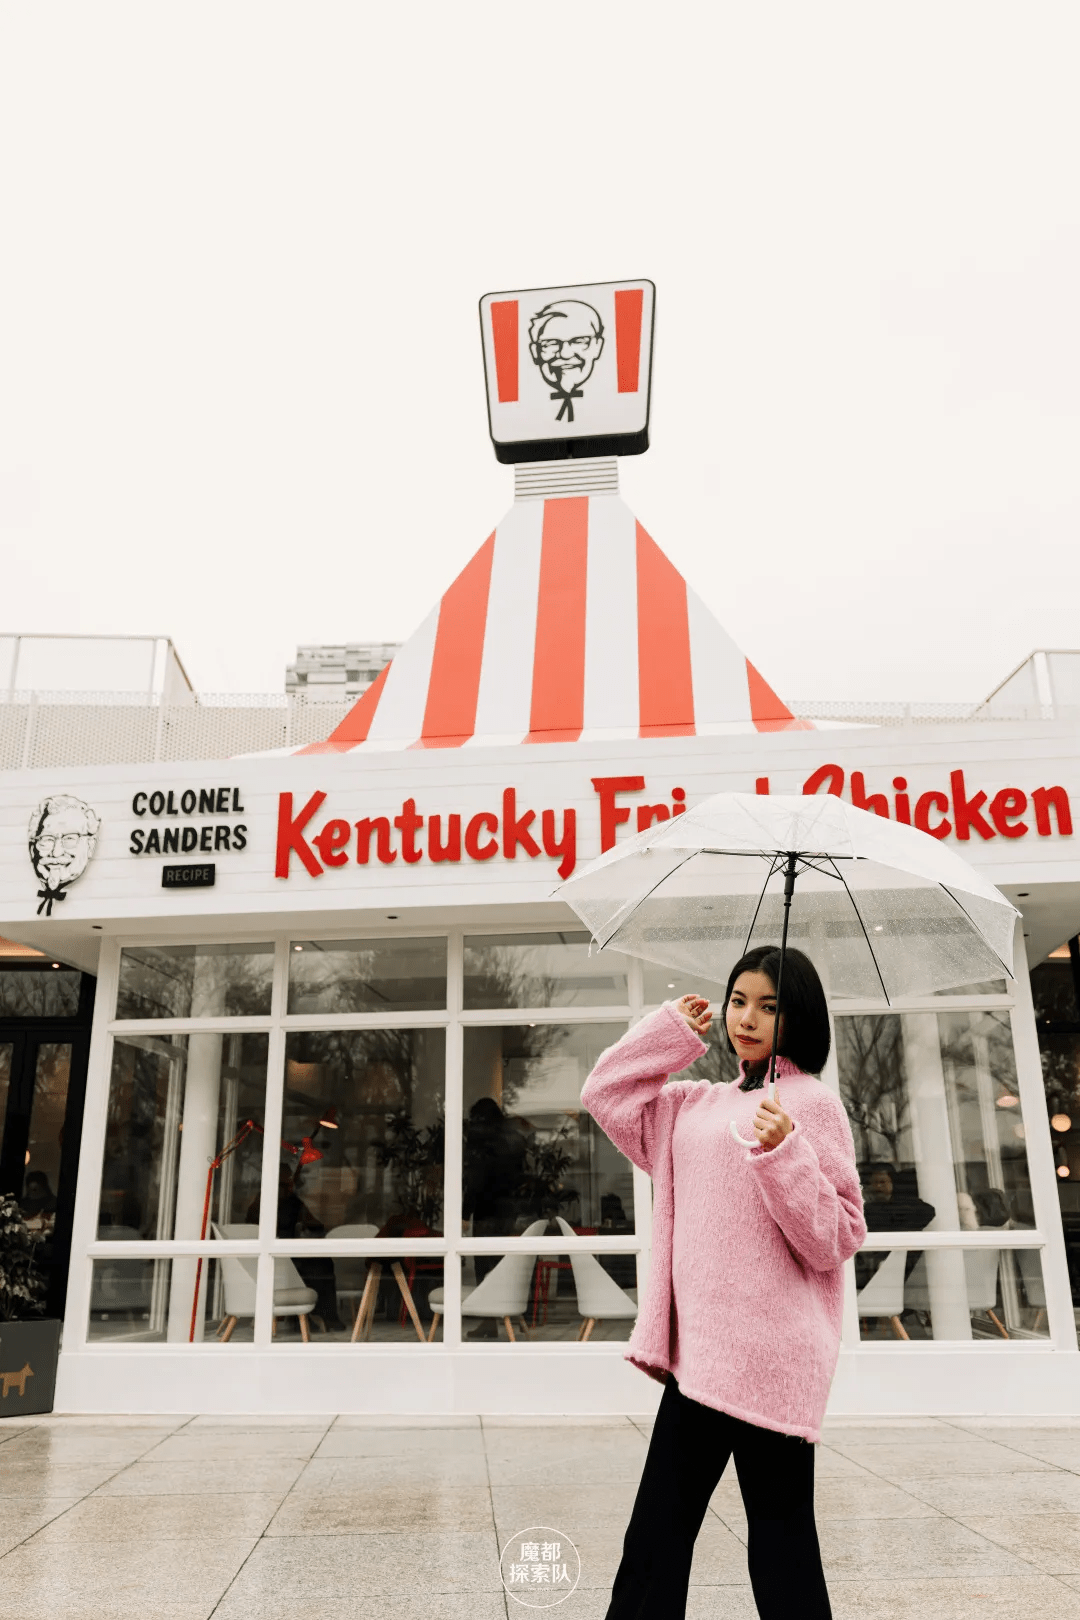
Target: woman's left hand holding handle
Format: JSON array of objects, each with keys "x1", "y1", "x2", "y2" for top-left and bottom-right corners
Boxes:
[{"x1": 753, "y1": 1096, "x2": 793, "y2": 1152}]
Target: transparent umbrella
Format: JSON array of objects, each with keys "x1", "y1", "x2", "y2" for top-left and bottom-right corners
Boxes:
[{"x1": 558, "y1": 792, "x2": 1019, "y2": 1144}]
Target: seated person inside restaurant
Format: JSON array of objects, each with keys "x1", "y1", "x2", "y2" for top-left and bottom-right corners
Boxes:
[
  {"x1": 855, "y1": 1162, "x2": 936, "y2": 1288},
  {"x1": 247, "y1": 1162, "x2": 345, "y2": 1333}
]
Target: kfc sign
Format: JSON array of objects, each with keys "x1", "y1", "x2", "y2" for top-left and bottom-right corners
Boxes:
[
  {"x1": 275, "y1": 766, "x2": 1073, "y2": 888},
  {"x1": 275, "y1": 779, "x2": 688, "y2": 883},
  {"x1": 479, "y1": 279, "x2": 655, "y2": 463},
  {"x1": 779, "y1": 765, "x2": 1073, "y2": 842}
]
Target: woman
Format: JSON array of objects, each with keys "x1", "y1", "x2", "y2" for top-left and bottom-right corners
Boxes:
[{"x1": 581, "y1": 945, "x2": 865, "y2": 1619}]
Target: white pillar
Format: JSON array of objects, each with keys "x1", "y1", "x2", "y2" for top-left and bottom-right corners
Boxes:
[
  {"x1": 902, "y1": 1013, "x2": 971, "y2": 1340},
  {"x1": 166, "y1": 955, "x2": 226, "y2": 1342}
]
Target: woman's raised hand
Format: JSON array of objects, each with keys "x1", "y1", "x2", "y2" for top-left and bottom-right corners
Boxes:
[{"x1": 675, "y1": 994, "x2": 712, "y2": 1036}]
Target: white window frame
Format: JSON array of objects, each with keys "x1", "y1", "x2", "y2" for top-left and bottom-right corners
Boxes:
[{"x1": 65, "y1": 921, "x2": 1076, "y2": 1360}]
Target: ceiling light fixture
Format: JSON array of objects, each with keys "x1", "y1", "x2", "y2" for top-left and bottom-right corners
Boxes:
[
  {"x1": 1051, "y1": 1113, "x2": 1073, "y2": 1133},
  {"x1": 996, "y1": 1094, "x2": 1019, "y2": 1108}
]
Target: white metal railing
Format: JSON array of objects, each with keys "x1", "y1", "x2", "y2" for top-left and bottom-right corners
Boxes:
[{"x1": 3, "y1": 690, "x2": 1080, "y2": 772}]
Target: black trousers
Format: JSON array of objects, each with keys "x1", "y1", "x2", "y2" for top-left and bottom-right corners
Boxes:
[{"x1": 606, "y1": 1379, "x2": 831, "y2": 1620}]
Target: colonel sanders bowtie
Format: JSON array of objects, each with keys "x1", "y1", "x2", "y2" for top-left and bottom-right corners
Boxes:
[
  {"x1": 551, "y1": 387, "x2": 583, "y2": 423},
  {"x1": 36, "y1": 884, "x2": 68, "y2": 917}
]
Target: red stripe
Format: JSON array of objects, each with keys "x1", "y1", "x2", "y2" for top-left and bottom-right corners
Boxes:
[
  {"x1": 527, "y1": 497, "x2": 588, "y2": 743},
  {"x1": 416, "y1": 532, "x2": 495, "y2": 747},
  {"x1": 746, "y1": 659, "x2": 810, "y2": 732},
  {"x1": 490, "y1": 300, "x2": 519, "y2": 403},
  {"x1": 300, "y1": 662, "x2": 392, "y2": 754},
  {"x1": 615, "y1": 288, "x2": 644, "y2": 393},
  {"x1": 636, "y1": 522, "x2": 695, "y2": 736}
]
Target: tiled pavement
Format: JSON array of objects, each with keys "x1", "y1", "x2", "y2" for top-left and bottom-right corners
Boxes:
[{"x1": 3, "y1": 1413, "x2": 1080, "y2": 1617}]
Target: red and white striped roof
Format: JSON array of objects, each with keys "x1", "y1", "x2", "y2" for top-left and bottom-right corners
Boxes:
[{"x1": 303, "y1": 494, "x2": 807, "y2": 754}]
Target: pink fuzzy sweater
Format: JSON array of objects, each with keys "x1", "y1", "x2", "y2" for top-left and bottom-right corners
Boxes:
[{"x1": 581, "y1": 1003, "x2": 866, "y2": 1442}]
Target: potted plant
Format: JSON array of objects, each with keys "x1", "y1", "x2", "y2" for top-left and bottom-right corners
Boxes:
[{"x1": 0, "y1": 1194, "x2": 60, "y2": 1417}]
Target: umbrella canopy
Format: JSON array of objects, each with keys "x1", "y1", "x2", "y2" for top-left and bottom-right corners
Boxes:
[{"x1": 558, "y1": 792, "x2": 1020, "y2": 1004}]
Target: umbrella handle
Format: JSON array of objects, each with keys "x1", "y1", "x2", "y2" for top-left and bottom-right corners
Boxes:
[{"x1": 729, "y1": 1120, "x2": 758, "y2": 1149}]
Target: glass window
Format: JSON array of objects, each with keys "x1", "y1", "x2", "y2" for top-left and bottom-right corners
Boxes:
[
  {"x1": 269, "y1": 1254, "x2": 444, "y2": 1343},
  {"x1": 280, "y1": 1029, "x2": 445, "y2": 1239},
  {"x1": 457, "y1": 1251, "x2": 638, "y2": 1343},
  {"x1": 462, "y1": 1024, "x2": 633, "y2": 1236},
  {"x1": 855, "y1": 1247, "x2": 1048, "y2": 1342},
  {"x1": 287, "y1": 937, "x2": 447, "y2": 1014},
  {"x1": 88, "y1": 1256, "x2": 240, "y2": 1344},
  {"x1": 97, "y1": 1032, "x2": 268, "y2": 1240},
  {"x1": 836, "y1": 1009, "x2": 1035, "y2": 1231},
  {"x1": 1030, "y1": 955, "x2": 1080, "y2": 1302},
  {"x1": 116, "y1": 943, "x2": 274, "y2": 1019},
  {"x1": 0, "y1": 1044, "x2": 11, "y2": 1146},
  {"x1": 464, "y1": 933, "x2": 629, "y2": 1009},
  {"x1": 21, "y1": 1041, "x2": 70, "y2": 1224},
  {"x1": 0, "y1": 969, "x2": 80, "y2": 1017},
  {"x1": 642, "y1": 965, "x2": 727, "y2": 1006}
]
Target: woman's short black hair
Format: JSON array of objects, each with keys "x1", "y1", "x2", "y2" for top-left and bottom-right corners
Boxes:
[{"x1": 722, "y1": 945, "x2": 831, "y2": 1075}]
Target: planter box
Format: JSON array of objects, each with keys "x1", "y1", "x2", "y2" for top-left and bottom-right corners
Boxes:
[{"x1": 0, "y1": 1319, "x2": 61, "y2": 1417}]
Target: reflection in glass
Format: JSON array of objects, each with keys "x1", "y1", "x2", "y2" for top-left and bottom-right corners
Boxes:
[
  {"x1": 17, "y1": 1043, "x2": 71, "y2": 1281},
  {"x1": 0, "y1": 970, "x2": 80, "y2": 1018},
  {"x1": 856, "y1": 1246, "x2": 1049, "y2": 1341},
  {"x1": 642, "y1": 965, "x2": 727, "y2": 1007},
  {"x1": 464, "y1": 933, "x2": 629, "y2": 1009},
  {"x1": 456, "y1": 1248, "x2": 637, "y2": 1343},
  {"x1": 287, "y1": 937, "x2": 447, "y2": 1014},
  {"x1": 1030, "y1": 957, "x2": 1080, "y2": 1297},
  {"x1": 279, "y1": 1030, "x2": 445, "y2": 1254},
  {"x1": 0, "y1": 1044, "x2": 11, "y2": 1159},
  {"x1": 837, "y1": 1009, "x2": 1035, "y2": 1232},
  {"x1": 116, "y1": 943, "x2": 274, "y2": 1020},
  {"x1": 98, "y1": 1033, "x2": 268, "y2": 1259},
  {"x1": 462, "y1": 1024, "x2": 633, "y2": 1238},
  {"x1": 269, "y1": 1254, "x2": 445, "y2": 1344},
  {"x1": 89, "y1": 1257, "x2": 233, "y2": 1343}
]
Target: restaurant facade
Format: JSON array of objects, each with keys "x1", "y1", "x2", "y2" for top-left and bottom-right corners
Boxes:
[{"x1": 1, "y1": 279, "x2": 1078, "y2": 1418}]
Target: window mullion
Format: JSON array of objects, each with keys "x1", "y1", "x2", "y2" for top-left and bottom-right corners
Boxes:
[{"x1": 254, "y1": 939, "x2": 290, "y2": 1347}]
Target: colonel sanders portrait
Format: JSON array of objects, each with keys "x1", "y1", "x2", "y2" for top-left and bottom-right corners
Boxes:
[
  {"x1": 528, "y1": 299, "x2": 605, "y2": 423},
  {"x1": 29, "y1": 795, "x2": 100, "y2": 916}
]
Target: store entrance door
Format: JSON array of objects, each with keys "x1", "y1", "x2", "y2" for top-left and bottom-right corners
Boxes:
[
  {"x1": 1031, "y1": 937, "x2": 1080, "y2": 1316},
  {"x1": 0, "y1": 965, "x2": 96, "y2": 1317}
]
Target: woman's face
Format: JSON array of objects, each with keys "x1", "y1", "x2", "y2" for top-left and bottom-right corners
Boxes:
[{"x1": 726, "y1": 970, "x2": 777, "y2": 1063}]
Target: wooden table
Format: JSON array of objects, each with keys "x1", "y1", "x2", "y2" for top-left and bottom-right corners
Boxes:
[{"x1": 351, "y1": 1260, "x2": 426, "y2": 1343}]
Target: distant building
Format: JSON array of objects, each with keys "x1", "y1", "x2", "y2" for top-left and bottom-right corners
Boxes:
[
  {"x1": 285, "y1": 642, "x2": 399, "y2": 698},
  {"x1": 2, "y1": 633, "x2": 193, "y2": 702}
]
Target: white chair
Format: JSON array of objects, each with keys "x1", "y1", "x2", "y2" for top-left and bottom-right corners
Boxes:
[
  {"x1": 325, "y1": 1224, "x2": 379, "y2": 1329},
  {"x1": 428, "y1": 1219, "x2": 548, "y2": 1342},
  {"x1": 905, "y1": 1250, "x2": 1008, "y2": 1338},
  {"x1": 320, "y1": 1225, "x2": 427, "y2": 1344},
  {"x1": 1016, "y1": 1248, "x2": 1047, "y2": 1331},
  {"x1": 91, "y1": 1227, "x2": 153, "y2": 1314},
  {"x1": 855, "y1": 1248, "x2": 909, "y2": 1340},
  {"x1": 211, "y1": 1222, "x2": 318, "y2": 1341},
  {"x1": 964, "y1": 1249, "x2": 1008, "y2": 1338},
  {"x1": 555, "y1": 1217, "x2": 639, "y2": 1342}
]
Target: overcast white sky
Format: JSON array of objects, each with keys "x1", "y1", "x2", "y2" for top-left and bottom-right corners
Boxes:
[{"x1": 1, "y1": 4, "x2": 1078, "y2": 703}]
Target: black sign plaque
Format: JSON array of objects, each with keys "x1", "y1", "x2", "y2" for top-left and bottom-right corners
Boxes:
[{"x1": 162, "y1": 863, "x2": 216, "y2": 890}]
